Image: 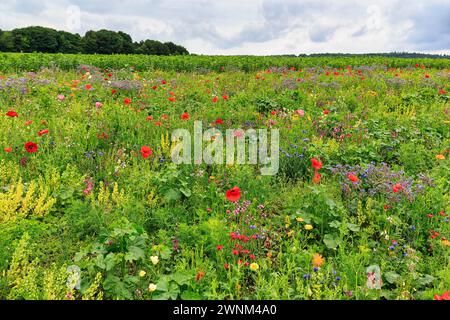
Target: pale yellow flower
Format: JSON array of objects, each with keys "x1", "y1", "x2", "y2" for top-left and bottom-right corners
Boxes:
[
  {"x1": 148, "y1": 283, "x2": 157, "y2": 292},
  {"x1": 296, "y1": 217, "x2": 304, "y2": 222},
  {"x1": 304, "y1": 224, "x2": 313, "y2": 230},
  {"x1": 150, "y1": 256, "x2": 159, "y2": 265},
  {"x1": 139, "y1": 270, "x2": 146, "y2": 277}
]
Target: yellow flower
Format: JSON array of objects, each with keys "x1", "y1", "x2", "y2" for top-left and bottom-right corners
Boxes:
[
  {"x1": 148, "y1": 283, "x2": 157, "y2": 292},
  {"x1": 266, "y1": 252, "x2": 272, "y2": 258},
  {"x1": 139, "y1": 270, "x2": 146, "y2": 277},
  {"x1": 296, "y1": 217, "x2": 304, "y2": 222},
  {"x1": 287, "y1": 230, "x2": 294, "y2": 237},
  {"x1": 311, "y1": 253, "x2": 325, "y2": 267},
  {"x1": 442, "y1": 239, "x2": 450, "y2": 247},
  {"x1": 291, "y1": 114, "x2": 300, "y2": 121},
  {"x1": 304, "y1": 224, "x2": 313, "y2": 230},
  {"x1": 249, "y1": 263, "x2": 259, "y2": 271},
  {"x1": 436, "y1": 154, "x2": 445, "y2": 160},
  {"x1": 150, "y1": 256, "x2": 159, "y2": 265}
]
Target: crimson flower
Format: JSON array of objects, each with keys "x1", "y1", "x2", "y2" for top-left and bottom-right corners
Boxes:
[
  {"x1": 347, "y1": 173, "x2": 358, "y2": 183},
  {"x1": 226, "y1": 187, "x2": 241, "y2": 202},
  {"x1": 85, "y1": 84, "x2": 92, "y2": 90},
  {"x1": 168, "y1": 97, "x2": 176, "y2": 102},
  {"x1": 24, "y1": 142, "x2": 38, "y2": 153},
  {"x1": 216, "y1": 245, "x2": 223, "y2": 251},
  {"x1": 310, "y1": 158, "x2": 323, "y2": 170},
  {"x1": 222, "y1": 95, "x2": 229, "y2": 100},
  {"x1": 212, "y1": 96, "x2": 218, "y2": 103},
  {"x1": 214, "y1": 118, "x2": 223, "y2": 125},
  {"x1": 111, "y1": 89, "x2": 117, "y2": 95},
  {"x1": 38, "y1": 129, "x2": 49, "y2": 137},
  {"x1": 434, "y1": 291, "x2": 450, "y2": 300},
  {"x1": 6, "y1": 110, "x2": 18, "y2": 117},
  {"x1": 140, "y1": 146, "x2": 152, "y2": 159},
  {"x1": 224, "y1": 263, "x2": 230, "y2": 270},
  {"x1": 181, "y1": 112, "x2": 190, "y2": 120},
  {"x1": 323, "y1": 109, "x2": 330, "y2": 115},
  {"x1": 124, "y1": 98, "x2": 132, "y2": 105},
  {"x1": 392, "y1": 183, "x2": 402, "y2": 193}
]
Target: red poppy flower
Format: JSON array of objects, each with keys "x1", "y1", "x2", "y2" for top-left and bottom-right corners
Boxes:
[
  {"x1": 154, "y1": 121, "x2": 162, "y2": 126},
  {"x1": 152, "y1": 85, "x2": 158, "y2": 90},
  {"x1": 216, "y1": 245, "x2": 223, "y2": 251},
  {"x1": 434, "y1": 291, "x2": 450, "y2": 300},
  {"x1": 224, "y1": 263, "x2": 230, "y2": 270},
  {"x1": 271, "y1": 110, "x2": 277, "y2": 115},
  {"x1": 222, "y1": 95, "x2": 229, "y2": 100},
  {"x1": 232, "y1": 249, "x2": 239, "y2": 255},
  {"x1": 161, "y1": 79, "x2": 167, "y2": 85},
  {"x1": 4, "y1": 147, "x2": 12, "y2": 153},
  {"x1": 226, "y1": 187, "x2": 241, "y2": 202},
  {"x1": 25, "y1": 120, "x2": 33, "y2": 125},
  {"x1": 140, "y1": 146, "x2": 152, "y2": 159},
  {"x1": 312, "y1": 170, "x2": 321, "y2": 184},
  {"x1": 124, "y1": 98, "x2": 132, "y2": 105},
  {"x1": 38, "y1": 129, "x2": 49, "y2": 137},
  {"x1": 111, "y1": 89, "x2": 117, "y2": 95},
  {"x1": 347, "y1": 173, "x2": 359, "y2": 183},
  {"x1": 212, "y1": 96, "x2": 218, "y2": 103},
  {"x1": 215, "y1": 118, "x2": 223, "y2": 125},
  {"x1": 439, "y1": 89, "x2": 447, "y2": 95},
  {"x1": 146, "y1": 115, "x2": 153, "y2": 121},
  {"x1": 310, "y1": 158, "x2": 323, "y2": 170},
  {"x1": 424, "y1": 74, "x2": 430, "y2": 78},
  {"x1": 392, "y1": 183, "x2": 402, "y2": 193},
  {"x1": 168, "y1": 97, "x2": 176, "y2": 102},
  {"x1": 85, "y1": 84, "x2": 92, "y2": 90},
  {"x1": 6, "y1": 110, "x2": 18, "y2": 117},
  {"x1": 323, "y1": 109, "x2": 330, "y2": 115},
  {"x1": 24, "y1": 142, "x2": 38, "y2": 153},
  {"x1": 181, "y1": 112, "x2": 190, "y2": 120}
]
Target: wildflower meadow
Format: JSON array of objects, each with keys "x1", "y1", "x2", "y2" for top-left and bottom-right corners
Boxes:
[{"x1": 0, "y1": 53, "x2": 449, "y2": 301}]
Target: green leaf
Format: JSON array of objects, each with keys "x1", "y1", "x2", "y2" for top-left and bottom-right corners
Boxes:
[
  {"x1": 416, "y1": 274, "x2": 434, "y2": 287},
  {"x1": 384, "y1": 271, "x2": 401, "y2": 284},
  {"x1": 323, "y1": 234, "x2": 341, "y2": 249},
  {"x1": 125, "y1": 246, "x2": 145, "y2": 262},
  {"x1": 164, "y1": 188, "x2": 181, "y2": 202},
  {"x1": 329, "y1": 220, "x2": 341, "y2": 229},
  {"x1": 171, "y1": 272, "x2": 191, "y2": 286},
  {"x1": 104, "y1": 253, "x2": 116, "y2": 271},
  {"x1": 181, "y1": 291, "x2": 202, "y2": 300},
  {"x1": 346, "y1": 223, "x2": 360, "y2": 232}
]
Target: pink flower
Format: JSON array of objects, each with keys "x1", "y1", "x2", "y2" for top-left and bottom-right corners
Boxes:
[
  {"x1": 295, "y1": 109, "x2": 305, "y2": 116},
  {"x1": 57, "y1": 94, "x2": 65, "y2": 101},
  {"x1": 95, "y1": 102, "x2": 103, "y2": 108}
]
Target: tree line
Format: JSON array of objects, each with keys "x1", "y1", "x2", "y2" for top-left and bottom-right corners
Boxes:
[{"x1": 0, "y1": 26, "x2": 189, "y2": 55}]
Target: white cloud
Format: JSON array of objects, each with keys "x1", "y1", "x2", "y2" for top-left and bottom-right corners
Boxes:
[{"x1": 0, "y1": 0, "x2": 448, "y2": 54}]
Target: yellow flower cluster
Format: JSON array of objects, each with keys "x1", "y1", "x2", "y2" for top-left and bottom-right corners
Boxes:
[{"x1": 0, "y1": 178, "x2": 56, "y2": 223}]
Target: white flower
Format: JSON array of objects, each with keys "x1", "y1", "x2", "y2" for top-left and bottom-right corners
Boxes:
[
  {"x1": 148, "y1": 283, "x2": 157, "y2": 292},
  {"x1": 150, "y1": 256, "x2": 159, "y2": 265}
]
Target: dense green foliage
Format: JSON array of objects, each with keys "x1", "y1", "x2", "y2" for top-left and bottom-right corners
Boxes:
[
  {"x1": 0, "y1": 52, "x2": 448, "y2": 73},
  {"x1": 0, "y1": 54, "x2": 449, "y2": 300},
  {"x1": 0, "y1": 27, "x2": 188, "y2": 55}
]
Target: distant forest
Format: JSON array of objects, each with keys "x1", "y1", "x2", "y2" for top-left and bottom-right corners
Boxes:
[{"x1": 0, "y1": 26, "x2": 189, "y2": 55}]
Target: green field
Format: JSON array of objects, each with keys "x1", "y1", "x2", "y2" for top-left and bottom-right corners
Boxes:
[{"x1": 0, "y1": 53, "x2": 449, "y2": 300}]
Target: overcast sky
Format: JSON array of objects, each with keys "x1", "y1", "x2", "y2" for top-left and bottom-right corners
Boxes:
[{"x1": 0, "y1": 0, "x2": 449, "y2": 55}]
